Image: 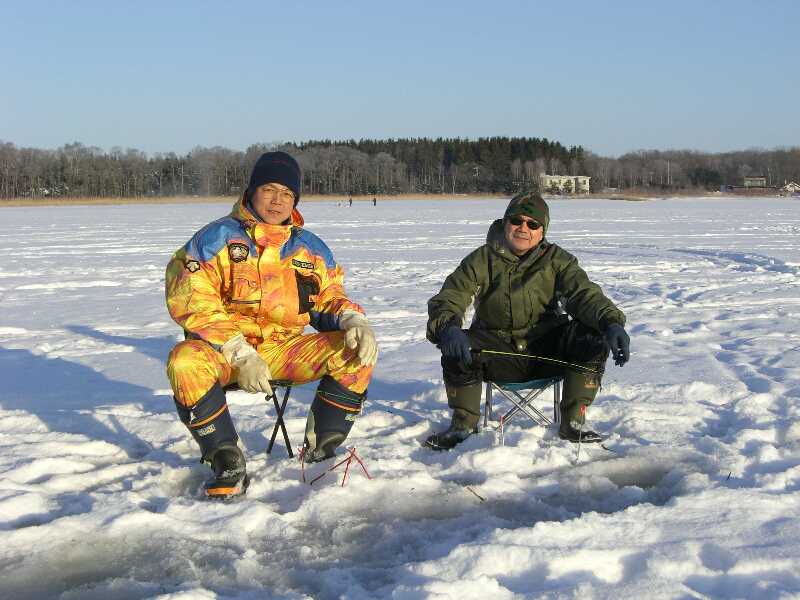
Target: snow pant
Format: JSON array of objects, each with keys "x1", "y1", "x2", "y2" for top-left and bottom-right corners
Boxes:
[
  {"x1": 167, "y1": 331, "x2": 373, "y2": 461},
  {"x1": 441, "y1": 320, "x2": 608, "y2": 429}
]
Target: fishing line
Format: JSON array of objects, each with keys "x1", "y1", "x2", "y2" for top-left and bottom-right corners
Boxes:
[{"x1": 476, "y1": 349, "x2": 601, "y2": 375}]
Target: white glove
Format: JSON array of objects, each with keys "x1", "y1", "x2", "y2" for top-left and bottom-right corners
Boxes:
[
  {"x1": 221, "y1": 334, "x2": 273, "y2": 395},
  {"x1": 339, "y1": 310, "x2": 379, "y2": 366}
]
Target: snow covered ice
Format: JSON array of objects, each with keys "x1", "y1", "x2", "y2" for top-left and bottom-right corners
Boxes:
[{"x1": 1, "y1": 197, "x2": 799, "y2": 599}]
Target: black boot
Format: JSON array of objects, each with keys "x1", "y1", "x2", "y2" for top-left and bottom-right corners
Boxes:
[
  {"x1": 424, "y1": 407, "x2": 479, "y2": 451},
  {"x1": 303, "y1": 376, "x2": 364, "y2": 463},
  {"x1": 175, "y1": 383, "x2": 248, "y2": 498},
  {"x1": 424, "y1": 382, "x2": 482, "y2": 451},
  {"x1": 204, "y1": 443, "x2": 249, "y2": 499},
  {"x1": 559, "y1": 397, "x2": 605, "y2": 444},
  {"x1": 424, "y1": 423, "x2": 473, "y2": 450},
  {"x1": 558, "y1": 422, "x2": 604, "y2": 443},
  {"x1": 304, "y1": 431, "x2": 348, "y2": 463}
]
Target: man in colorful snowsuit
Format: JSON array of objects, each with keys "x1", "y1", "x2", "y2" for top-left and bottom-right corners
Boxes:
[
  {"x1": 425, "y1": 190, "x2": 630, "y2": 450},
  {"x1": 166, "y1": 151, "x2": 378, "y2": 497}
]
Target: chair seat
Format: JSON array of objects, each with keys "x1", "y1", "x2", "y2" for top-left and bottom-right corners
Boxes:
[
  {"x1": 494, "y1": 378, "x2": 562, "y2": 392},
  {"x1": 223, "y1": 379, "x2": 294, "y2": 392}
]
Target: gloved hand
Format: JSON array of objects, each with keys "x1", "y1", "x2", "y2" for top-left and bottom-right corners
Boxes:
[
  {"x1": 221, "y1": 333, "x2": 273, "y2": 394},
  {"x1": 438, "y1": 323, "x2": 472, "y2": 367},
  {"x1": 339, "y1": 310, "x2": 379, "y2": 366},
  {"x1": 604, "y1": 324, "x2": 630, "y2": 366}
]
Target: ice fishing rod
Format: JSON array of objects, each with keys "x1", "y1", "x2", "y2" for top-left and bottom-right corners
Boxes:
[{"x1": 473, "y1": 349, "x2": 601, "y2": 375}]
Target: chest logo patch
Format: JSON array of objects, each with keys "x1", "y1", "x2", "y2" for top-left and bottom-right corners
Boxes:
[
  {"x1": 292, "y1": 259, "x2": 314, "y2": 270},
  {"x1": 228, "y1": 242, "x2": 249, "y2": 263},
  {"x1": 185, "y1": 260, "x2": 200, "y2": 273}
]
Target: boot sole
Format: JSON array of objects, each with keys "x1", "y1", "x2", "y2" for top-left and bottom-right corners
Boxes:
[
  {"x1": 423, "y1": 439, "x2": 450, "y2": 451},
  {"x1": 558, "y1": 432, "x2": 605, "y2": 444},
  {"x1": 422, "y1": 437, "x2": 465, "y2": 451},
  {"x1": 205, "y1": 474, "x2": 250, "y2": 499}
]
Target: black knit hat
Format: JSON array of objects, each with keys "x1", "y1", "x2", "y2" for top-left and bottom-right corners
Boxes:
[
  {"x1": 504, "y1": 190, "x2": 550, "y2": 233},
  {"x1": 248, "y1": 151, "x2": 301, "y2": 204}
]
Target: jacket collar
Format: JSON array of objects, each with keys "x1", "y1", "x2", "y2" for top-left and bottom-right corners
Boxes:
[
  {"x1": 231, "y1": 194, "x2": 305, "y2": 248},
  {"x1": 486, "y1": 218, "x2": 547, "y2": 264}
]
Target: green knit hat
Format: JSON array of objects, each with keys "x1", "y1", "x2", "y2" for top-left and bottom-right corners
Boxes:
[{"x1": 504, "y1": 190, "x2": 550, "y2": 233}]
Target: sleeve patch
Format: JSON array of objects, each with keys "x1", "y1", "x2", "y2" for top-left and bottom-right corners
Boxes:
[{"x1": 188, "y1": 217, "x2": 254, "y2": 262}]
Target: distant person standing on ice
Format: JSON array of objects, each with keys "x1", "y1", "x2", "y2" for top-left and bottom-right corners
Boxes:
[
  {"x1": 424, "y1": 190, "x2": 629, "y2": 450},
  {"x1": 165, "y1": 151, "x2": 378, "y2": 498}
]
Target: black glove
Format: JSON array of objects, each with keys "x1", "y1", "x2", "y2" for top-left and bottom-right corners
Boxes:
[
  {"x1": 604, "y1": 323, "x2": 630, "y2": 366},
  {"x1": 438, "y1": 324, "x2": 472, "y2": 367}
]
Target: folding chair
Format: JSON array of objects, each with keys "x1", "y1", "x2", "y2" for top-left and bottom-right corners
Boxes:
[
  {"x1": 483, "y1": 377, "x2": 563, "y2": 445},
  {"x1": 266, "y1": 380, "x2": 295, "y2": 457},
  {"x1": 224, "y1": 380, "x2": 295, "y2": 458}
]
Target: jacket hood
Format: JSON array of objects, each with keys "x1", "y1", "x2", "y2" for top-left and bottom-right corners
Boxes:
[
  {"x1": 486, "y1": 218, "x2": 547, "y2": 262},
  {"x1": 231, "y1": 193, "x2": 304, "y2": 228}
]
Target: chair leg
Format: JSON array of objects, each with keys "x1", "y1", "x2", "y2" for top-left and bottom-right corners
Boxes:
[
  {"x1": 553, "y1": 380, "x2": 562, "y2": 425},
  {"x1": 483, "y1": 382, "x2": 493, "y2": 429},
  {"x1": 267, "y1": 385, "x2": 294, "y2": 458},
  {"x1": 487, "y1": 378, "x2": 564, "y2": 442},
  {"x1": 499, "y1": 387, "x2": 553, "y2": 427},
  {"x1": 513, "y1": 390, "x2": 553, "y2": 426}
]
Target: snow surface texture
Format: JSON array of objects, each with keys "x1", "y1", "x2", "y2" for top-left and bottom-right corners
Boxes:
[{"x1": 1, "y1": 198, "x2": 799, "y2": 599}]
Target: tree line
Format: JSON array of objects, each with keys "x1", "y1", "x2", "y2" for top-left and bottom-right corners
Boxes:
[
  {"x1": 1, "y1": 137, "x2": 798, "y2": 199},
  {"x1": 585, "y1": 148, "x2": 800, "y2": 192}
]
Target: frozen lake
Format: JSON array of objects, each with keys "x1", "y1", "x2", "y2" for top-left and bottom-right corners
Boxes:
[{"x1": 1, "y1": 197, "x2": 799, "y2": 598}]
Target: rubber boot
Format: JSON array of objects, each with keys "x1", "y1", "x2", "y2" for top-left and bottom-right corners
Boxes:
[
  {"x1": 424, "y1": 382, "x2": 482, "y2": 451},
  {"x1": 558, "y1": 401, "x2": 604, "y2": 444},
  {"x1": 175, "y1": 382, "x2": 249, "y2": 498},
  {"x1": 302, "y1": 376, "x2": 365, "y2": 463},
  {"x1": 557, "y1": 364, "x2": 605, "y2": 444},
  {"x1": 204, "y1": 443, "x2": 250, "y2": 498}
]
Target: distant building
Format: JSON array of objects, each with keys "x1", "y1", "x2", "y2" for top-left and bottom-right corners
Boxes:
[
  {"x1": 721, "y1": 184, "x2": 778, "y2": 196},
  {"x1": 720, "y1": 174, "x2": 779, "y2": 196},
  {"x1": 743, "y1": 175, "x2": 767, "y2": 188},
  {"x1": 539, "y1": 174, "x2": 591, "y2": 195}
]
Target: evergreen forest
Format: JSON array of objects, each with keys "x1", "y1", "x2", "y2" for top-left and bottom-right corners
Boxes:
[{"x1": 1, "y1": 137, "x2": 798, "y2": 199}]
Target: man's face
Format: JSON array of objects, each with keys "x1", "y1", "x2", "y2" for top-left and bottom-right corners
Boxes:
[
  {"x1": 503, "y1": 214, "x2": 544, "y2": 256},
  {"x1": 250, "y1": 183, "x2": 295, "y2": 225}
]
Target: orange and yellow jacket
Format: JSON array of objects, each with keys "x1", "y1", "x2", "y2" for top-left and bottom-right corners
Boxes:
[{"x1": 166, "y1": 197, "x2": 363, "y2": 348}]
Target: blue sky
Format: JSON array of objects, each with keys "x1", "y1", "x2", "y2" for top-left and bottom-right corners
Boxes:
[{"x1": 1, "y1": 0, "x2": 797, "y2": 157}]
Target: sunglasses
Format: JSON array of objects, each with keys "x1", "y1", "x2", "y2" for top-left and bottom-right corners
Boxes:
[{"x1": 507, "y1": 216, "x2": 542, "y2": 230}]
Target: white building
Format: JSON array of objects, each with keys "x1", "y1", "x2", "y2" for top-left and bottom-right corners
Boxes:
[{"x1": 539, "y1": 174, "x2": 591, "y2": 195}]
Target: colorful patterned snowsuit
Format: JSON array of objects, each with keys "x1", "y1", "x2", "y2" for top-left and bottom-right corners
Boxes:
[{"x1": 165, "y1": 198, "x2": 373, "y2": 410}]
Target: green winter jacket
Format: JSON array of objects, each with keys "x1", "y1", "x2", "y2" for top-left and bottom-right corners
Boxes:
[{"x1": 427, "y1": 219, "x2": 626, "y2": 345}]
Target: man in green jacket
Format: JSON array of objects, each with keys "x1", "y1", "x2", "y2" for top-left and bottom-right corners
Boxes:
[{"x1": 425, "y1": 190, "x2": 630, "y2": 450}]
